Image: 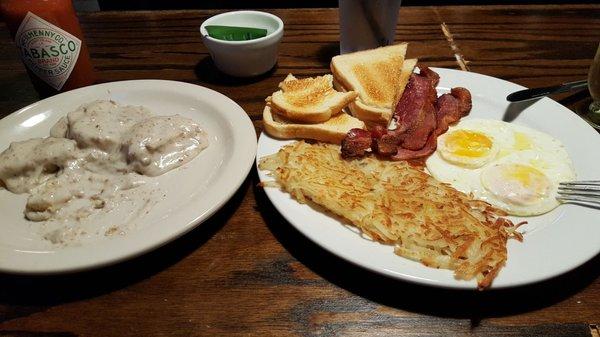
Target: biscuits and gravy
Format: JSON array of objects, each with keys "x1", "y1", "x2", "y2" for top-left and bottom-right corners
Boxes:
[{"x1": 0, "y1": 100, "x2": 208, "y2": 226}]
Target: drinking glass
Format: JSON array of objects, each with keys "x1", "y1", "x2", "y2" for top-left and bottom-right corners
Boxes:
[
  {"x1": 338, "y1": 0, "x2": 402, "y2": 54},
  {"x1": 583, "y1": 43, "x2": 600, "y2": 128},
  {"x1": 588, "y1": 43, "x2": 600, "y2": 112}
]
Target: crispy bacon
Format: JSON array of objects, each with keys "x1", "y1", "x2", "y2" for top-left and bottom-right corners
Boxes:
[
  {"x1": 369, "y1": 125, "x2": 388, "y2": 139},
  {"x1": 451, "y1": 87, "x2": 472, "y2": 116},
  {"x1": 370, "y1": 125, "x2": 401, "y2": 155},
  {"x1": 340, "y1": 67, "x2": 472, "y2": 160},
  {"x1": 393, "y1": 74, "x2": 438, "y2": 150},
  {"x1": 391, "y1": 131, "x2": 438, "y2": 160},
  {"x1": 341, "y1": 128, "x2": 372, "y2": 158},
  {"x1": 435, "y1": 93, "x2": 460, "y2": 135},
  {"x1": 419, "y1": 66, "x2": 440, "y2": 88},
  {"x1": 374, "y1": 131, "x2": 403, "y2": 156},
  {"x1": 392, "y1": 87, "x2": 472, "y2": 160}
]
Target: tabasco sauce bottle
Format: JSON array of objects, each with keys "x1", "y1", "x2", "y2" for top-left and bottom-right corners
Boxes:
[{"x1": 0, "y1": 0, "x2": 95, "y2": 97}]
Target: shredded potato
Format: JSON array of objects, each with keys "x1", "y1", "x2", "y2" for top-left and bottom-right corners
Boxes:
[{"x1": 259, "y1": 141, "x2": 523, "y2": 289}]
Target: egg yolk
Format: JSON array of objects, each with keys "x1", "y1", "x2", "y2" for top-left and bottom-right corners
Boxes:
[
  {"x1": 514, "y1": 132, "x2": 533, "y2": 151},
  {"x1": 444, "y1": 130, "x2": 493, "y2": 158},
  {"x1": 502, "y1": 164, "x2": 546, "y2": 188},
  {"x1": 481, "y1": 164, "x2": 551, "y2": 206}
]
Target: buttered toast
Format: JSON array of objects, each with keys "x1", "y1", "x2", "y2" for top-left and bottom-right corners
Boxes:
[
  {"x1": 270, "y1": 74, "x2": 358, "y2": 123},
  {"x1": 263, "y1": 103, "x2": 365, "y2": 144}
]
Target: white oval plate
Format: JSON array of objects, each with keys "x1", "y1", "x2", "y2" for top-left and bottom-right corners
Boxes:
[
  {"x1": 256, "y1": 68, "x2": 600, "y2": 289},
  {"x1": 0, "y1": 80, "x2": 256, "y2": 274}
]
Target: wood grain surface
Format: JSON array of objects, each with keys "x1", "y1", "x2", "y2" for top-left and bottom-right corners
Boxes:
[{"x1": 0, "y1": 5, "x2": 599, "y2": 337}]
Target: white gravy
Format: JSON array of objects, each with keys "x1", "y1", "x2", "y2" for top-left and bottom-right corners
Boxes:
[
  {"x1": 125, "y1": 115, "x2": 208, "y2": 176},
  {"x1": 0, "y1": 100, "x2": 208, "y2": 226}
]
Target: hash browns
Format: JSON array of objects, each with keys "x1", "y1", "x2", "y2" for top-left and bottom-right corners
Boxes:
[{"x1": 259, "y1": 141, "x2": 523, "y2": 289}]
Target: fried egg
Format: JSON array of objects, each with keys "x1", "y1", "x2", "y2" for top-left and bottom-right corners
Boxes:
[
  {"x1": 426, "y1": 118, "x2": 576, "y2": 216},
  {"x1": 437, "y1": 129, "x2": 498, "y2": 168}
]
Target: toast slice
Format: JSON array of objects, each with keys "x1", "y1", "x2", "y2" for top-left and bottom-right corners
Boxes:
[
  {"x1": 331, "y1": 43, "x2": 415, "y2": 124},
  {"x1": 333, "y1": 58, "x2": 417, "y2": 125},
  {"x1": 263, "y1": 103, "x2": 365, "y2": 144},
  {"x1": 270, "y1": 74, "x2": 358, "y2": 123},
  {"x1": 331, "y1": 43, "x2": 408, "y2": 108}
]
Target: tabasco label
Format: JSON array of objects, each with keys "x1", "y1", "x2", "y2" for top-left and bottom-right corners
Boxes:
[{"x1": 15, "y1": 12, "x2": 82, "y2": 91}]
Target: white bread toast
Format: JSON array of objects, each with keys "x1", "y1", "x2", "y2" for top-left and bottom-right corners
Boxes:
[
  {"x1": 333, "y1": 58, "x2": 417, "y2": 125},
  {"x1": 270, "y1": 74, "x2": 358, "y2": 123},
  {"x1": 263, "y1": 103, "x2": 365, "y2": 144},
  {"x1": 331, "y1": 44, "x2": 415, "y2": 125}
]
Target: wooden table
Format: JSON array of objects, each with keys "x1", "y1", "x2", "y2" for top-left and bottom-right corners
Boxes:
[{"x1": 1, "y1": 5, "x2": 599, "y2": 337}]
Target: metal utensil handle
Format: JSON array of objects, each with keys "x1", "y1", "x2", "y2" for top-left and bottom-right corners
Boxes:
[{"x1": 506, "y1": 80, "x2": 588, "y2": 102}]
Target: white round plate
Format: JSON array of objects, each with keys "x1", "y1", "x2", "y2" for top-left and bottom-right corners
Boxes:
[
  {"x1": 256, "y1": 68, "x2": 600, "y2": 289},
  {"x1": 0, "y1": 80, "x2": 256, "y2": 274}
]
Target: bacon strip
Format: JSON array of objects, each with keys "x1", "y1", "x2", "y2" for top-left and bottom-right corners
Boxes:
[
  {"x1": 419, "y1": 66, "x2": 440, "y2": 87},
  {"x1": 340, "y1": 67, "x2": 472, "y2": 160},
  {"x1": 393, "y1": 74, "x2": 437, "y2": 150},
  {"x1": 437, "y1": 87, "x2": 472, "y2": 133},
  {"x1": 341, "y1": 128, "x2": 372, "y2": 158}
]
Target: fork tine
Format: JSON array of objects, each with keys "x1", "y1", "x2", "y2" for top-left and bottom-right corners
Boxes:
[
  {"x1": 558, "y1": 180, "x2": 600, "y2": 206},
  {"x1": 559, "y1": 180, "x2": 600, "y2": 186},
  {"x1": 558, "y1": 190, "x2": 600, "y2": 198},
  {"x1": 558, "y1": 185, "x2": 600, "y2": 192},
  {"x1": 557, "y1": 195, "x2": 600, "y2": 205}
]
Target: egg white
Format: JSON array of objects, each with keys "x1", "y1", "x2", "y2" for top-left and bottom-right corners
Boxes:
[
  {"x1": 479, "y1": 150, "x2": 576, "y2": 215},
  {"x1": 425, "y1": 118, "x2": 576, "y2": 216}
]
